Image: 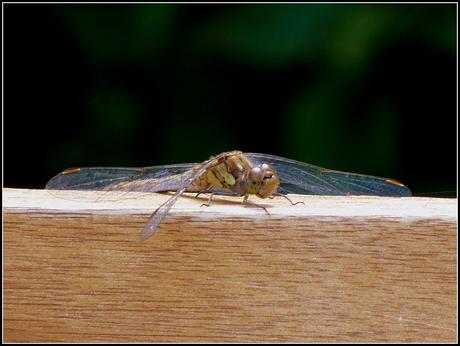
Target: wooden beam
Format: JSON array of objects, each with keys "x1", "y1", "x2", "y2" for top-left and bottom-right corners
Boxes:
[{"x1": 3, "y1": 188, "x2": 457, "y2": 342}]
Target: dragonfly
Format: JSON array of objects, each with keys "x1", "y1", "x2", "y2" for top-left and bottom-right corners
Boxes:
[{"x1": 46, "y1": 151, "x2": 411, "y2": 240}]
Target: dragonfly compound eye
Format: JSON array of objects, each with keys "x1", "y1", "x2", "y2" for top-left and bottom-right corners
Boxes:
[{"x1": 249, "y1": 166, "x2": 264, "y2": 182}]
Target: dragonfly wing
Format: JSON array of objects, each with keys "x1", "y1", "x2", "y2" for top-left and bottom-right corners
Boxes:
[
  {"x1": 46, "y1": 164, "x2": 198, "y2": 202},
  {"x1": 141, "y1": 163, "x2": 196, "y2": 178},
  {"x1": 245, "y1": 153, "x2": 411, "y2": 197},
  {"x1": 125, "y1": 163, "x2": 197, "y2": 193},
  {"x1": 46, "y1": 167, "x2": 144, "y2": 190},
  {"x1": 310, "y1": 169, "x2": 411, "y2": 196},
  {"x1": 46, "y1": 163, "x2": 196, "y2": 192},
  {"x1": 140, "y1": 187, "x2": 187, "y2": 240}
]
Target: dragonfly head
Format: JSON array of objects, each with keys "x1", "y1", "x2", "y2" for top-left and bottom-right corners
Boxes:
[{"x1": 247, "y1": 163, "x2": 280, "y2": 198}]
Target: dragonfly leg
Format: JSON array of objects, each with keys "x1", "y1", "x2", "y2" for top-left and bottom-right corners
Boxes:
[
  {"x1": 243, "y1": 195, "x2": 270, "y2": 215},
  {"x1": 200, "y1": 192, "x2": 214, "y2": 208},
  {"x1": 195, "y1": 186, "x2": 213, "y2": 204},
  {"x1": 274, "y1": 193, "x2": 305, "y2": 206}
]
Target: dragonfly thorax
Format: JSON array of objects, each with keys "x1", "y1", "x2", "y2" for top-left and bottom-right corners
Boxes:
[{"x1": 187, "y1": 152, "x2": 279, "y2": 198}]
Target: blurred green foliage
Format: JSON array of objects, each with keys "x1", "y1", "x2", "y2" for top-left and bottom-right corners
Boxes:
[{"x1": 5, "y1": 4, "x2": 456, "y2": 195}]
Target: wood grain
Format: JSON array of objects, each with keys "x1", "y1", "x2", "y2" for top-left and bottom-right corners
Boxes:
[{"x1": 3, "y1": 188, "x2": 457, "y2": 342}]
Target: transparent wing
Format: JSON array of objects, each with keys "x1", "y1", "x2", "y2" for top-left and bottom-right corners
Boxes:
[
  {"x1": 45, "y1": 163, "x2": 197, "y2": 201},
  {"x1": 245, "y1": 153, "x2": 411, "y2": 197},
  {"x1": 140, "y1": 187, "x2": 187, "y2": 241},
  {"x1": 46, "y1": 163, "x2": 196, "y2": 191}
]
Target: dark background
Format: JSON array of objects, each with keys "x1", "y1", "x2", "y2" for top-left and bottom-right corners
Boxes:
[{"x1": 4, "y1": 4, "x2": 457, "y2": 196}]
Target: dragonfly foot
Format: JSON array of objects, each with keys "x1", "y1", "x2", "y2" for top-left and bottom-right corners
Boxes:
[{"x1": 274, "y1": 193, "x2": 305, "y2": 206}]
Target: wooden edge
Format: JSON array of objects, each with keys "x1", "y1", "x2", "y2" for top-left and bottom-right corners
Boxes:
[{"x1": 3, "y1": 187, "x2": 457, "y2": 218}]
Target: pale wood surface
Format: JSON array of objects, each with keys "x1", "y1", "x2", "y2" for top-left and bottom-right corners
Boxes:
[{"x1": 3, "y1": 188, "x2": 457, "y2": 342}]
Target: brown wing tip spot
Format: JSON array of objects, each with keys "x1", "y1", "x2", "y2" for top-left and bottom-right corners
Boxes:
[
  {"x1": 385, "y1": 178, "x2": 406, "y2": 187},
  {"x1": 62, "y1": 168, "x2": 81, "y2": 175}
]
